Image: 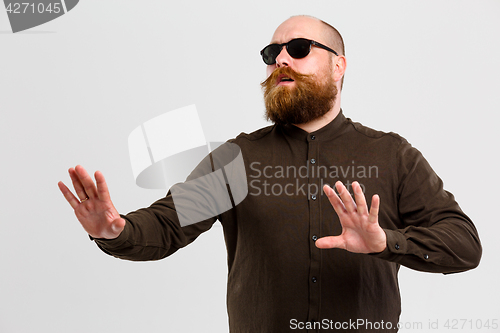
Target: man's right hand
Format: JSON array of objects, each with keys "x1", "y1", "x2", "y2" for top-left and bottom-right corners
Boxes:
[{"x1": 58, "y1": 165, "x2": 125, "y2": 239}]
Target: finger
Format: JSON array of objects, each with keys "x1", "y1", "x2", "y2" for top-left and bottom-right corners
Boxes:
[
  {"x1": 335, "y1": 181, "x2": 357, "y2": 212},
  {"x1": 95, "y1": 170, "x2": 111, "y2": 202},
  {"x1": 323, "y1": 184, "x2": 347, "y2": 215},
  {"x1": 68, "y1": 167, "x2": 89, "y2": 201},
  {"x1": 58, "y1": 181, "x2": 80, "y2": 210},
  {"x1": 352, "y1": 181, "x2": 368, "y2": 215},
  {"x1": 75, "y1": 165, "x2": 98, "y2": 199},
  {"x1": 368, "y1": 194, "x2": 380, "y2": 223},
  {"x1": 315, "y1": 235, "x2": 345, "y2": 250}
]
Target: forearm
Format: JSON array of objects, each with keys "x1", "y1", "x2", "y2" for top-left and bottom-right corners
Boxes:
[
  {"x1": 93, "y1": 195, "x2": 217, "y2": 261},
  {"x1": 93, "y1": 214, "x2": 179, "y2": 261},
  {"x1": 371, "y1": 218, "x2": 482, "y2": 274}
]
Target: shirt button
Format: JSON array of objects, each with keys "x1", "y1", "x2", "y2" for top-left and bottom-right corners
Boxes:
[
  {"x1": 310, "y1": 158, "x2": 316, "y2": 164},
  {"x1": 311, "y1": 135, "x2": 316, "y2": 140},
  {"x1": 424, "y1": 254, "x2": 429, "y2": 260},
  {"x1": 311, "y1": 195, "x2": 317, "y2": 200},
  {"x1": 312, "y1": 235, "x2": 318, "y2": 241},
  {"x1": 395, "y1": 244, "x2": 400, "y2": 250},
  {"x1": 312, "y1": 277, "x2": 317, "y2": 283}
]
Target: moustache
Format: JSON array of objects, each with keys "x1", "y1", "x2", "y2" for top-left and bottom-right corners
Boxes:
[{"x1": 260, "y1": 67, "x2": 312, "y2": 90}]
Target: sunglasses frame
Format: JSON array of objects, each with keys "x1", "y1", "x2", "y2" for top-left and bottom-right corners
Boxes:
[{"x1": 260, "y1": 38, "x2": 339, "y2": 65}]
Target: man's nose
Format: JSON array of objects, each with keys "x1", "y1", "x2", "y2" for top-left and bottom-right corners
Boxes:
[{"x1": 275, "y1": 46, "x2": 292, "y2": 67}]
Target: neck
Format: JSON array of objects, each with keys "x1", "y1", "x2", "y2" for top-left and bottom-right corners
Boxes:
[{"x1": 294, "y1": 95, "x2": 341, "y2": 133}]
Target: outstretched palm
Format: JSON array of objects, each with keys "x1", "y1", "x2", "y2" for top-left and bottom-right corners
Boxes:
[
  {"x1": 58, "y1": 165, "x2": 125, "y2": 239},
  {"x1": 315, "y1": 181, "x2": 386, "y2": 254}
]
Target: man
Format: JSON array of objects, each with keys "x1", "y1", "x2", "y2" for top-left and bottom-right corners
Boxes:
[{"x1": 58, "y1": 16, "x2": 481, "y2": 332}]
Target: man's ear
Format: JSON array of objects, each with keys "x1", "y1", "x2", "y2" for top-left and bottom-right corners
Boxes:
[{"x1": 333, "y1": 55, "x2": 347, "y2": 83}]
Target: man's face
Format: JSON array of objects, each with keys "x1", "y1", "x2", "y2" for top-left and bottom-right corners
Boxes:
[
  {"x1": 265, "y1": 17, "x2": 335, "y2": 85},
  {"x1": 261, "y1": 17, "x2": 338, "y2": 125}
]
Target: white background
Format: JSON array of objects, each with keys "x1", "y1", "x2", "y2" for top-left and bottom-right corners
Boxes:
[{"x1": 1, "y1": 1, "x2": 499, "y2": 332}]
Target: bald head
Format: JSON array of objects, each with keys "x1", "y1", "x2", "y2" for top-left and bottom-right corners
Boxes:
[
  {"x1": 317, "y1": 18, "x2": 345, "y2": 57},
  {"x1": 274, "y1": 15, "x2": 344, "y2": 57}
]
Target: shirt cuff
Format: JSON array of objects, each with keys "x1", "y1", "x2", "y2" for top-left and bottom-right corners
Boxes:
[{"x1": 369, "y1": 228, "x2": 407, "y2": 261}]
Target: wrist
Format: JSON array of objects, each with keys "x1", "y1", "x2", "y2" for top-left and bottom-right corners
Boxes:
[{"x1": 371, "y1": 229, "x2": 387, "y2": 253}]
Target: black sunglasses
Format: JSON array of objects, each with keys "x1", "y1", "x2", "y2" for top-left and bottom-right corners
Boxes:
[{"x1": 260, "y1": 38, "x2": 338, "y2": 65}]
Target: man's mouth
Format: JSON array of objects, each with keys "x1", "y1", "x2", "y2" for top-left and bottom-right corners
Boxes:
[{"x1": 277, "y1": 74, "x2": 295, "y2": 85}]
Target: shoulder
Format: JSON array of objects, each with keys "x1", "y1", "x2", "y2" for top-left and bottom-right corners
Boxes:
[
  {"x1": 346, "y1": 117, "x2": 407, "y2": 145},
  {"x1": 230, "y1": 124, "x2": 276, "y2": 143}
]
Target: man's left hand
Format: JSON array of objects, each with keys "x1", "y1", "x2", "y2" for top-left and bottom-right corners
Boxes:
[{"x1": 315, "y1": 181, "x2": 387, "y2": 254}]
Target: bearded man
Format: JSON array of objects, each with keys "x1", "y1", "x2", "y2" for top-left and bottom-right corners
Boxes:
[{"x1": 59, "y1": 15, "x2": 481, "y2": 333}]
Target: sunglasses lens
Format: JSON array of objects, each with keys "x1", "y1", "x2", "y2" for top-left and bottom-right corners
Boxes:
[
  {"x1": 287, "y1": 39, "x2": 311, "y2": 59},
  {"x1": 260, "y1": 39, "x2": 312, "y2": 65},
  {"x1": 261, "y1": 44, "x2": 281, "y2": 65}
]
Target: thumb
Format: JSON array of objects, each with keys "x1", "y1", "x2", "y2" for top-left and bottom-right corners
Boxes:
[
  {"x1": 315, "y1": 236, "x2": 345, "y2": 249},
  {"x1": 107, "y1": 217, "x2": 126, "y2": 238},
  {"x1": 111, "y1": 217, "x2": 126, "y2": 232},
  {"x1": 94, "y1": 217, "x2": 126, "y2": 240}
]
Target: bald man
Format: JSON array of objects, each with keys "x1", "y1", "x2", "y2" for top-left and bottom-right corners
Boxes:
[{"x1": 59, "y1": 16, "x2": 481, "y2": 333}]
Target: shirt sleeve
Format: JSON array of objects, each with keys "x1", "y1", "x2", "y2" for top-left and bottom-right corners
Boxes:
[
  {"x1": 93, "y1": 151, "x2": 220, "y2": 261},
  {"x1": 93, "y1": 194, "x2": 217, "y2": 261},
  {"x1": 371, "y1": 140, "x2": 482, "y2": 274}
]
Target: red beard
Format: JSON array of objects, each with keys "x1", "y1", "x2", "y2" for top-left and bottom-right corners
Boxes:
[{"x1": 261, "y1": 65, "x2": 337, "y2": 126}]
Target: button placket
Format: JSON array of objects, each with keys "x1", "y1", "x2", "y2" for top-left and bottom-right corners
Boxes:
[{"x1": 306, "y1": 135, "x2": 321, "y2": 324}]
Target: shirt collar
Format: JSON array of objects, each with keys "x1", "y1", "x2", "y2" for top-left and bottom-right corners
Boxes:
[{"x1": 280, "y1": 109, "x2": 348, "y2": 142}]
